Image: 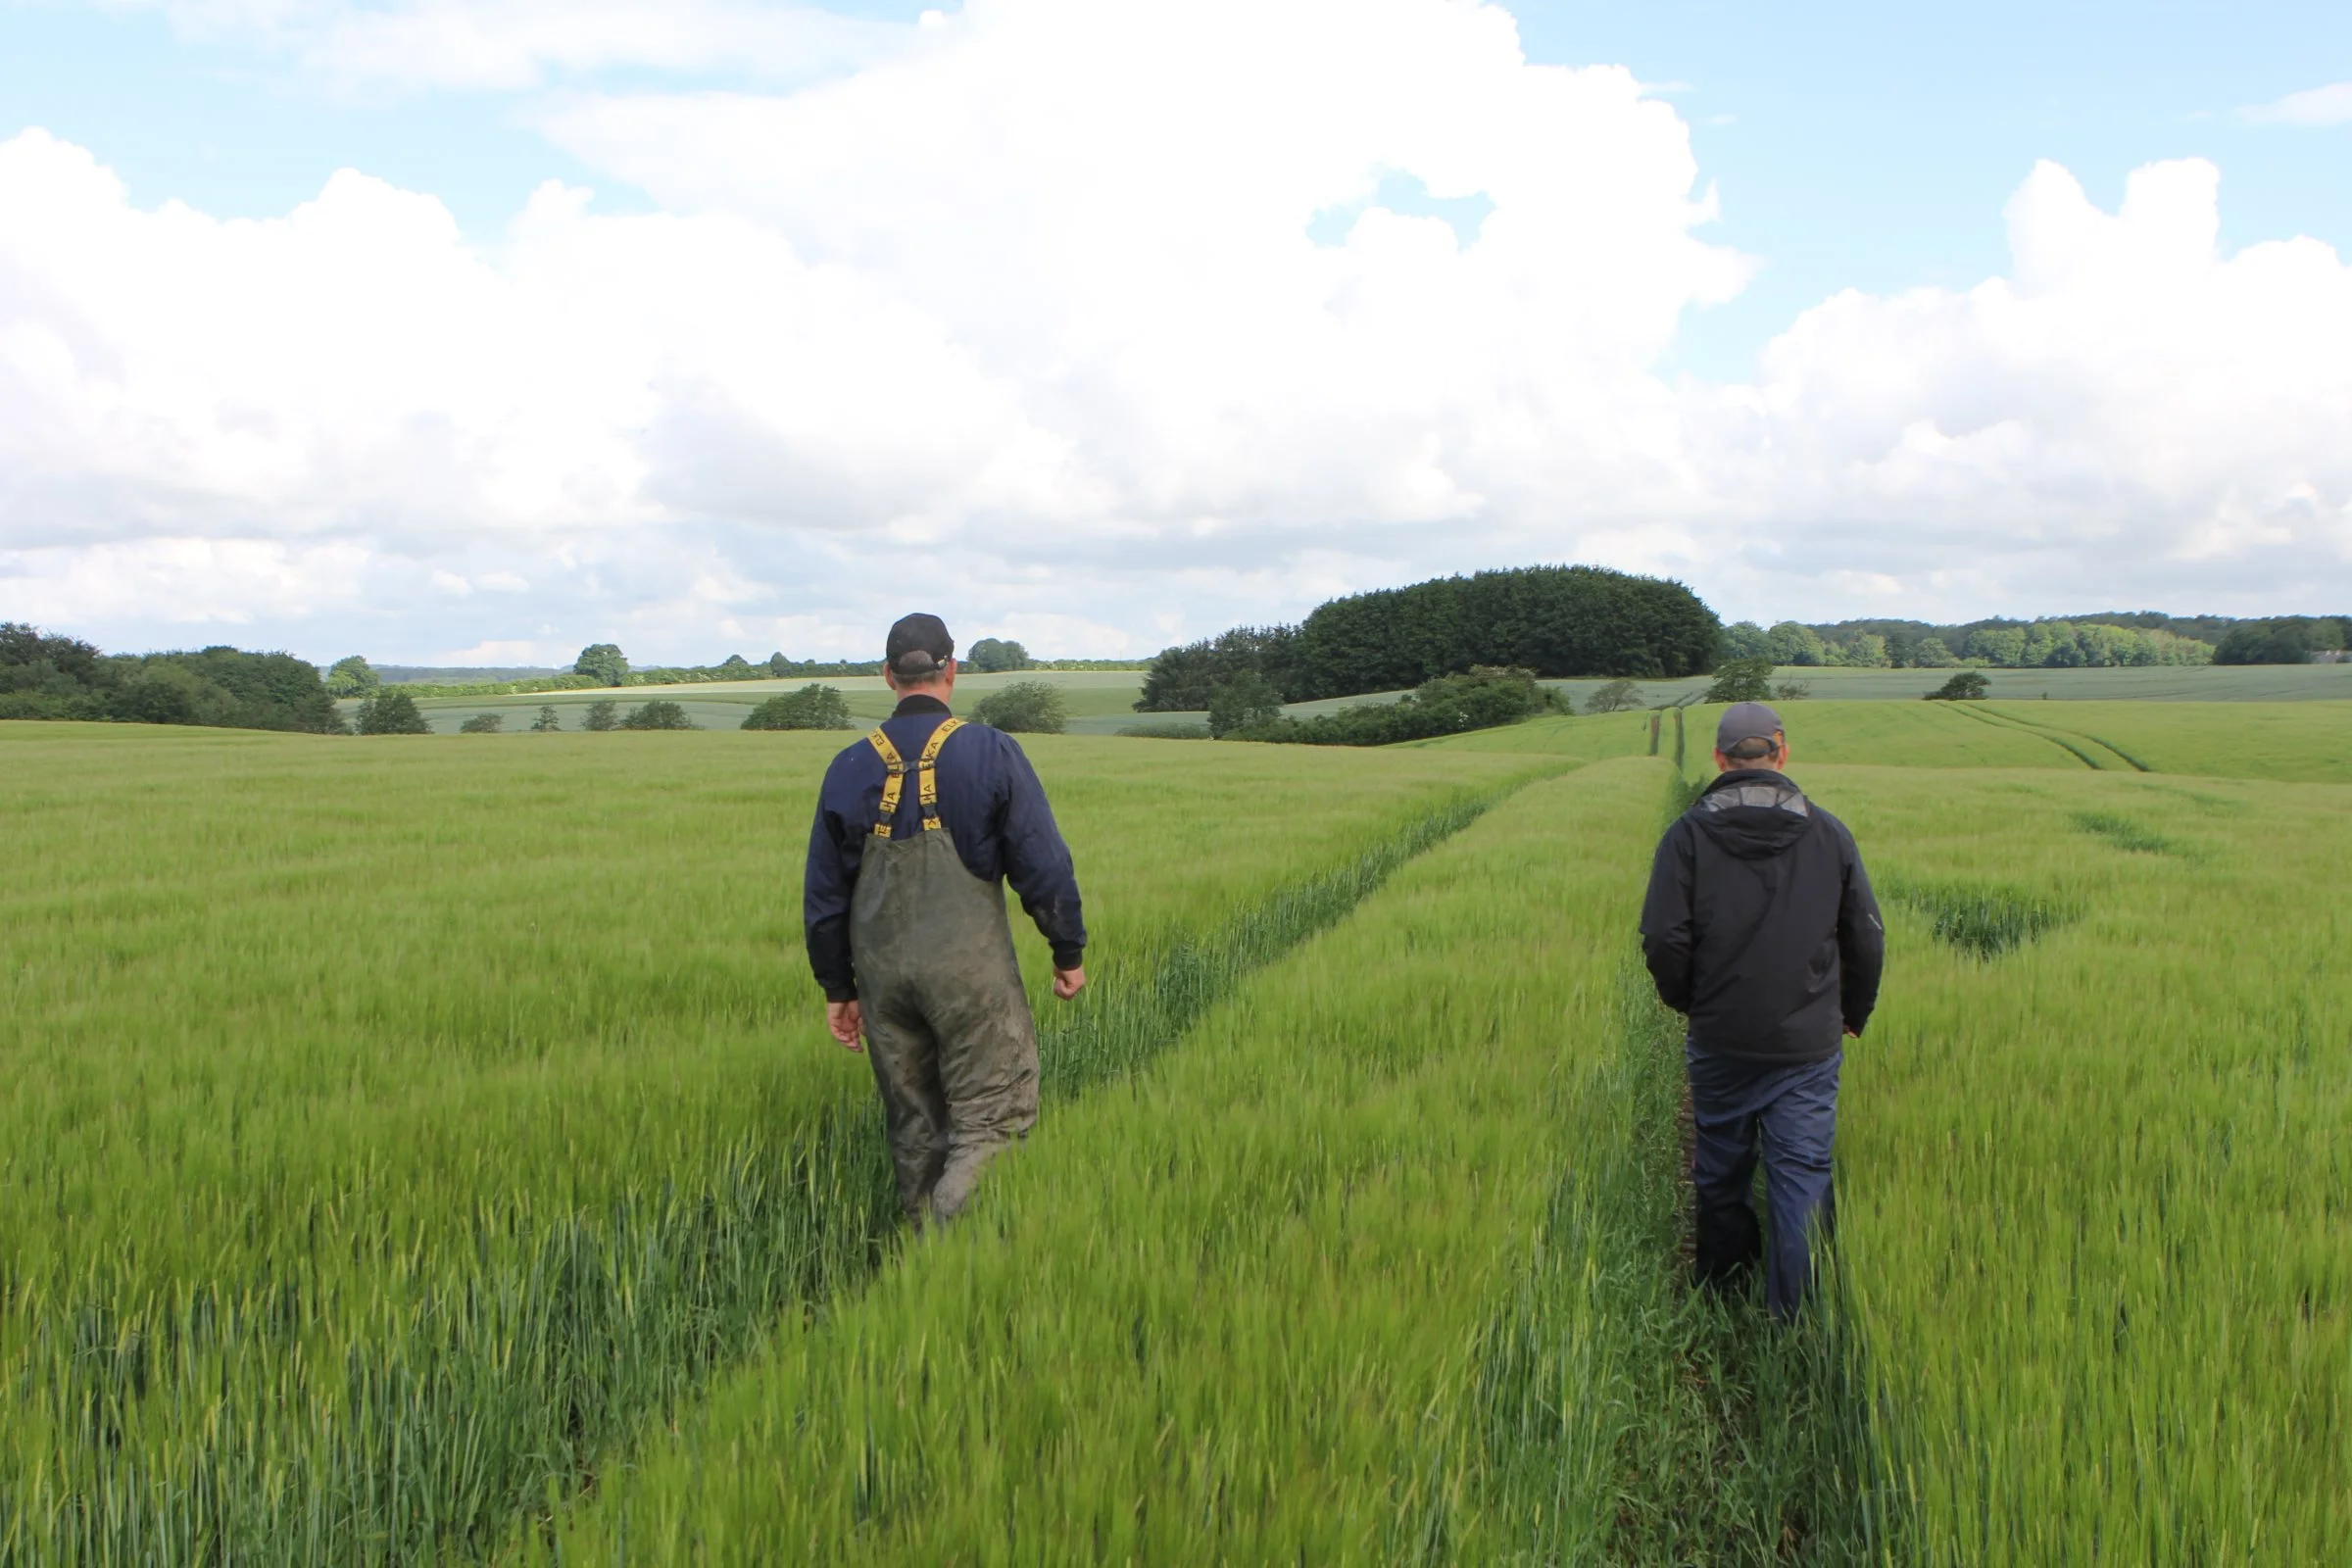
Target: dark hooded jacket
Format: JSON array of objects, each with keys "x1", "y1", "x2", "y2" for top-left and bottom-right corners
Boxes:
[{"x1": 1640, "y1": 768, "x2": 1885, "y2": 1063}]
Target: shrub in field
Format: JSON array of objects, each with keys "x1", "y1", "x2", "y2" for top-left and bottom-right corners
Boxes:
[
  {"x1": 459, "y1": 712, "x2": 505, "y2": 734},
  {"x1": 1925, "y1": 670, "x2": 1989, "y2": 701},
  {"x1": 1584, "y1": 677, "x2": 1642, "y2": 712},
  {"x1": 621, "y1": 699, "x2": 696, "y2": 730},
  {"x1": 1702, "y1": 657, "x2": 1775, "y2": 704},
  {"x1": 1206, "y1": 669, "x2": 1284, "y2": 736},
  {"x1": 970, "y1": 679, "x2": 1068, "y2": 733},
  {"x1": 355, "y1": 689, "x2": 431, "y2": 734},
  {"x1": 581, "y1": 699, "x2": 619, "y2": 732},
  {"x1": 1235, "y1": 666, "x2": 1557, "y2": 746},
  {"x1": 530, "y1": 705, "x2": 562, "y2": 731},
  {"x1": 1119, "y1": 720, "x2": 1212, "y2": 740},
  {"x1": 741, "y1": 684, "x2": 854, "y2": 730},
  {"x1": 1774, "y1": 679, "x2": 1812, "y2": 701}
]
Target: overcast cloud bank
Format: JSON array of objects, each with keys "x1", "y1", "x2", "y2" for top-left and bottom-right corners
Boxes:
[{"x1": 5, "y1": 0, "x2": 2348, "y2": 662}]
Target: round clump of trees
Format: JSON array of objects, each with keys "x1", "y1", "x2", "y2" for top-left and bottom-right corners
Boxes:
[{"x1": 742, "y1": 685, "x2": 855, "y2": 730}]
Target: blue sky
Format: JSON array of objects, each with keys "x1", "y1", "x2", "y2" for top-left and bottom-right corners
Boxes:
[
  {"x1": 1, "y1": 1, "x2": 2347, "y2": 662},
  {"x1": 8, "y1": 0, "x2": 2343, "y2": 380}
]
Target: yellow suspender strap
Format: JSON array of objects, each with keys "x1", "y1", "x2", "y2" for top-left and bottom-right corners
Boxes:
[
  {"x1": 915, "y1": 718, "x2": 964, "y2": 830},
  {"x1": 866, "y1": 728, "x2": 906, "y2": 839}
]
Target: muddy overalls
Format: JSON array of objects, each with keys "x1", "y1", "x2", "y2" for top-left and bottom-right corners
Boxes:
[{"x1": 851, "y1": 717, "x2": 1042, "y2": 1223}]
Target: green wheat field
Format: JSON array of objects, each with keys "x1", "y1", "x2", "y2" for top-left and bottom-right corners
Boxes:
[{"x1": 2, "y1": 697, "x2": 2344, "y2": 1563}]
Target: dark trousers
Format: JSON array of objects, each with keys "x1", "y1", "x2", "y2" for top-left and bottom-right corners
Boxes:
[{"x1": 1687, "y1": 1045, "x2": 1841, "y2": 1320}]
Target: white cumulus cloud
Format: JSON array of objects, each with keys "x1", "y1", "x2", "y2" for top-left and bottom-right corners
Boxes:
[{"x1": 5, "y1": 0, "x2": 2351, "y2": 662}]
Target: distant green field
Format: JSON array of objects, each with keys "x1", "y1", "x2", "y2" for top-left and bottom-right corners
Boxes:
[
  {"x1": 1417, "y1": 697, "x2": 2352, "y2": 786},
  {"x1": 1535, "y1": 662, "x2": 2352, "y2": 708},
  {"x1": 383, "y1": 669, "x2": 1157, "y2": 736},
  {"x1": 368, "y1": 658, "x2": 2352, "y2": 741}
]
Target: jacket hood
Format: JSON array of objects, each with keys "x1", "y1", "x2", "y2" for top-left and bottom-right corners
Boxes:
[{"x1": 1689, "y1": 768, "x2": 1813, "y2": 859}]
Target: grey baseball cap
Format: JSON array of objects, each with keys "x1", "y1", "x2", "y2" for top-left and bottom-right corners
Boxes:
[
  {"x1": 1716, "y1": 701, "x2": 1784, "y2": 752},
  {"x1": 884, "y1": 612, "x2": 956, "y2": 680}
]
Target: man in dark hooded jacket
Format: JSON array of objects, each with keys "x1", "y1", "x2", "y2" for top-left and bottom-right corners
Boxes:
[{"x1": 1640, "y1": 702, "x2": 1884, "y2": 1319}]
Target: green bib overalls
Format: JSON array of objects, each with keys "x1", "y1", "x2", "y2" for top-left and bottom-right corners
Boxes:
[{"x1": 851, "y1": 718, "x2": 1042, "y2": 1223}]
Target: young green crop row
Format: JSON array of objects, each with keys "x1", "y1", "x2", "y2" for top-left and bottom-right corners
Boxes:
[
  {"x1": 515, "y1": 757, "x2": 1754, "y2": 1564},
  {"x1": 1827, "y1": 762, "x2": 2350, "y2": 1563},
  {"x1": 0, "y1": 724, "x2": 1557, "y2": 1564},
  {"x1": 7, "y1": 713, "x2": 2345, "y2": 1563}
]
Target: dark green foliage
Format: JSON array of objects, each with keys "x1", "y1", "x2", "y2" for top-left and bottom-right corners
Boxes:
[
  {"x1": 4, "y1": 625, "x2": 346, "y2": 733},
  {"x1": 1135, "y1": 625, "x2": 1303, "y2": 710},
  {"x1": 1885, "y1": 879, "x2": 2069, "y2": 959},
  {"x1": 1702, "y1": 657, "x2": 1775, "y2": 704},
  {"x1": 459, "y1": 713, "x2": 505, "y2": 734},
  {"x1": 620, "y1": 700, "x2": 696, "y2": 730},
  {"x1": 1117, "y1": 720, "x2": 1212, "y2": 740},
  {"x1": 1206, "y1": 670, "x2": 1285, "y2": 737},
  {"x1": 325, "y1": 655, "x2": 379, "y2": 697},
  {"x1": 1774, "y1": 679, "x2": 1813, "y2": 701},
  {"x1": 717, "y1": 654, "x2": 753, "y2": 673},
  {"x1": 573, "y1": 643, "x2": 629, "y2": 685},
  {"x1": 1583, "y1": 678, "x2": 1642, "y2": 713},
  {"x1": 2073, "y1": 811, "x2": 2177, "y2": 855},
  {"x1": 2213, "y1": 618, "x2": 2338, "y2": 665},
  {"x1": 1924, "y1": 670, "x2": 1990, "y2": 701},
  {"x1": 581, "y1": 700, "x2": 619, "y2": 732},
  {"x1": 1288, "y1": 565, "x2": 1721, "y2": 698},
  {"x1": 1, "y1": 623, "x2": 117, "y2": 719},
  {"x1": 969, "y1": 680, "x2": 1068, "y2": 734},
  {"x1": 355, "y1": 690, "x2": 431, "y2": 735},
  {"x1": 741, "y1": 685, "x2": 855, "y2": 731},
  {"x1": 966, "y1": 638, "x2": 1033, "y2": 673},
  {"x1": 1139, "y1": 566, "x2": 1717, "y2": 710},
  {"x1": 1232, "y1": 666, "x2": 1557, "y2": 746},
  {"x1": 1720, "y1": 620, "x2": 1774, "y2": 661},
  {"x1": 530, "y1": 706, "x2": 562, "y2": 732}
]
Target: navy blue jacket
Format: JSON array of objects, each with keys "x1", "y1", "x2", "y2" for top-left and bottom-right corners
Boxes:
[{"x1": 804, "y1": 695, "x2": 1086, "y2": 1002}]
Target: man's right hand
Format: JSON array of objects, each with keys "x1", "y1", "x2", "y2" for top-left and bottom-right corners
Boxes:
[
  {"x1": 1052, "y1": 965, "x2": 1087, "y2": 1001},
  {"x1": 826, "y1": 1001, "x2": 864, "y2": 1052}
]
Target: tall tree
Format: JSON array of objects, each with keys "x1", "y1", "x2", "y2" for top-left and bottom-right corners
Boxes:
[{"x1": 574, "y1": 644, "x2": 629, "y2": 685}]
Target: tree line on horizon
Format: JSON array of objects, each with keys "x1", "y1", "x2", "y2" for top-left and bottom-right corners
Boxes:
[
  {"x1": 0, "y1": 624, "x2": 344, "y2": 732},
  {"x1": 1734, "y1": 612, "x2": 2347, "y2": 670},
  {"x1": 1136, "y1": 575, "x2": 2348, "y2": 714}
]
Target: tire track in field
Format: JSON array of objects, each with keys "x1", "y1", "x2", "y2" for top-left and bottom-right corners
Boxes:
[
  {"x1": 1943, "y1": 702, "x2": 2110, "y2": 768},
  {"x1": 1477, "y1": 769, "x2": 1906, "y2": 1565},
  {"x1": 1970, "y1": 706, "x2": 2153, "y2": 771},
  {"x1": 6, "y1": 774, "x2": 1568, "y2": 1568}
]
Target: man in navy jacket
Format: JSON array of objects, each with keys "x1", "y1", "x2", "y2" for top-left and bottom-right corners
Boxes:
[
  {"x1": 805, "y1": 613, "x2": 1087, "y2": 1223},
  {"x1": 1640, "y1": 702, "x2": 1884, "y2": 1318}
]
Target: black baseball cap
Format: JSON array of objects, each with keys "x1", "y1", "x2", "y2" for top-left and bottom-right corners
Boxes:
[{"x1": 884, "y1": 612, "x2": 956, "y2": 680}]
